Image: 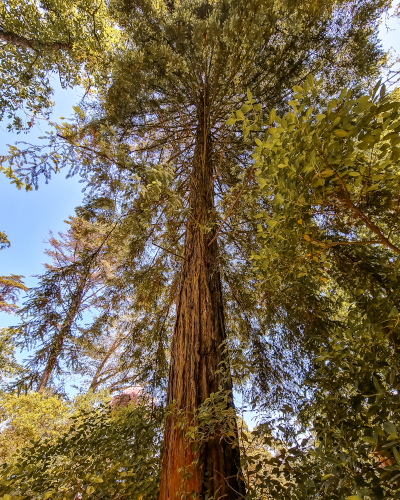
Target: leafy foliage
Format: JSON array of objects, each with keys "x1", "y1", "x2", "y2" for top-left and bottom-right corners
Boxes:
[
  {"x1": 0, "y1": 0, "x2": 119, "y2": 131},
  {"x1": 223, "y1": 79, "x2": 400, "y2": 499},
  {"x1": 0, "y1": 400, "x2": 163, "y2": 500},
  {"x1": 0, "y1": 231, "x2": 27, "y2": 314},
  {"x1": 240, "y1": 78, "x2": 400, "y2": 281},
  {"x1": 0, "y1": 328, "x2": 23, "y2": 387},
  {"x1": 0, "y1": 391, "x2": 71, "y2": 467}
]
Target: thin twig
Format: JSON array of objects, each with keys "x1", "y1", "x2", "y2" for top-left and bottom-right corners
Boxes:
[
  {"x1": 209, "y1": 168, "x2": 254, "y2": 246},
  {"x1": 152, "y1": 242, "x2": 188, "y2": 261},
  {"x1": 317, "y1": 148, "x2": 400, "y2": 255},
  {"x1": 309, "y1": 239, "x2": 381, "y2": 259}
]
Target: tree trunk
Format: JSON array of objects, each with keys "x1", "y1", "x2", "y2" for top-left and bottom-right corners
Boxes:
[
  {"x1": 36, "y1": 333, "x2": 65, "y2": 391},
  {"x1": 159, "y1": 103, "x2": 244, "y2": 499},
  {"x1": 37, "y1": 273, "x2": 88, "y2": 392}
]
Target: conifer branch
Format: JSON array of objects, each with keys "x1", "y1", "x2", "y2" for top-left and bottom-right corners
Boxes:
[
  {"x1": 209, "y1": 168, "x2": 254, "y2": 246},
  {"x1": 152, "y1": 242, "x2": 187, "y2": 261}
]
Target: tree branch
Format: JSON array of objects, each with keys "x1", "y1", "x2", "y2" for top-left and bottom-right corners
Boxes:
[
  {"x1": 309, "y1": 239, "x2": 381, "y2": 259},
  {"x1": 209, "y1": 168, "x2": 254, "y2": 246},
  {"x1": 0, "y1": 28, "x2": 72, "y2": 51}
]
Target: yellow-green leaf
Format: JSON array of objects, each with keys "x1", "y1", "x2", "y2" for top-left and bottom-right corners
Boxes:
[
  {"x1": 393, "y1": 447, "x2": 400, "y2": 466},
  {"x1": 236, "y1": 110, "x2": 244, "y2": 120},
  {"x1": 258, "y1": 177, "x2": 267, "y2": 189},
  {"x1": 361, "y1": 436, "x2": 377, "y2": 445},
  {"x1": 321, "y1": 169, "x2": 335, "y2": 177}
]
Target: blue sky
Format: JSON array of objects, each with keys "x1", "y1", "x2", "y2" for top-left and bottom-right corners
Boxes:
[
  {"x1": 0, "y1": 15, "x2": 399, "y2": 334},
  {"x1": 0, "y1": 84, "x2": 85, "y2": 327}
]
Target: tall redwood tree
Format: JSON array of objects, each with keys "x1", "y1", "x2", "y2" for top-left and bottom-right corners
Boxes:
[{"x1": 0, "y1": 0, "x2": 389, "y2": 496}]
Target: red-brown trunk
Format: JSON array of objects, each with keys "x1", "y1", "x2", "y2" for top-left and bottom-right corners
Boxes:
[{"x1": 159, "y1": 104, "x2": 244, "y2": 499}]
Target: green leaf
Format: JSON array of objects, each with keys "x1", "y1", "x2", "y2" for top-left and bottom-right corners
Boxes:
[
  {"x1": 258, "y1": 177, "x2": 267, "y2": 189},
  {"x1": 321, "y1": 169, "x2": 335, "y2": 177},
  {"x1": 269, "y1": 109, "x2": 276, "y2": 124},
  {"x1": 334, "y1": 129, "x2": 348, "y2": 137},
  {"x1": 393, "y1": 447, "x2": 400, "y2": 466},
  {"x1": 384, "y1": 422, "x2": 397, "y2": 435},
  {"x1": 247, "y1": 88, "x2": 252, "y2": 101},
  {"x1": 373, "y1": 376, "x2": 382, "y2": 393},
  {"x1": 87, "y1": 486, "x2": 95, "y2": 494},
  {"x1": 266, "y1": 219, "x2": 278, "y2": 228},
  {"x1": 226, "y1": 118, "x2": 236, "y2": 126},
  {"x1": 236, "y1": 110, "x2": 244, "y2": 120},
  {"x1": 389, "y1": 307, "x2": 399, "y2": 317},
  {"x1": 316, "y1": 114, "x2": 326, "y2": 121},
  {"x1": 305, "y1": 106, "x2": 313, "y2": 119},
  {"x1": 361, "y1": 435, "x2": 377, "y2": 445}
]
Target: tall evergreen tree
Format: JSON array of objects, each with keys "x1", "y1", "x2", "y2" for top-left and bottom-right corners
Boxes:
[
  {"x1": 0, "y1": 0, "x2": 391, "y2": 496},
  {"x1": 14, "y1": 216, "x2": 122, "y2": 391}
]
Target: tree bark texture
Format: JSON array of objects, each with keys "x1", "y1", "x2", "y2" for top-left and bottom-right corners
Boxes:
[{"x1": 159, "y1": 103, "x2": 244, "y2": 499}]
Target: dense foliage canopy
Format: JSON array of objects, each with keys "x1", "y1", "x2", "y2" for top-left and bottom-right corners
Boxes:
[{"x1": 1, "y1": 0, "x2": 400, "y2": 498}]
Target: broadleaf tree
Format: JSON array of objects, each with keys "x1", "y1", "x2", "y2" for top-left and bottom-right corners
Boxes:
[{"x1": 235, "y1": 78, "x2": 400, "y2": 499}]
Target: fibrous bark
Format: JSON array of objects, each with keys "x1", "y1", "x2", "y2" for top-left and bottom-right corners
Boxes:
[{"x1": 159, "y1": 101, "x2": 244, "y2": 499}]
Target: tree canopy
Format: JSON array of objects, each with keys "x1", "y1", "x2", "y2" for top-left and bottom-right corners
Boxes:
[{"x1": 0, "y1": 0, "x2": 399, "y2": 498}]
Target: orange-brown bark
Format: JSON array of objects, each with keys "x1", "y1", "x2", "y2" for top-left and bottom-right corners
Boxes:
[{"x1": 159, "y1": 104, "x2": 244, "y2": 499}]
